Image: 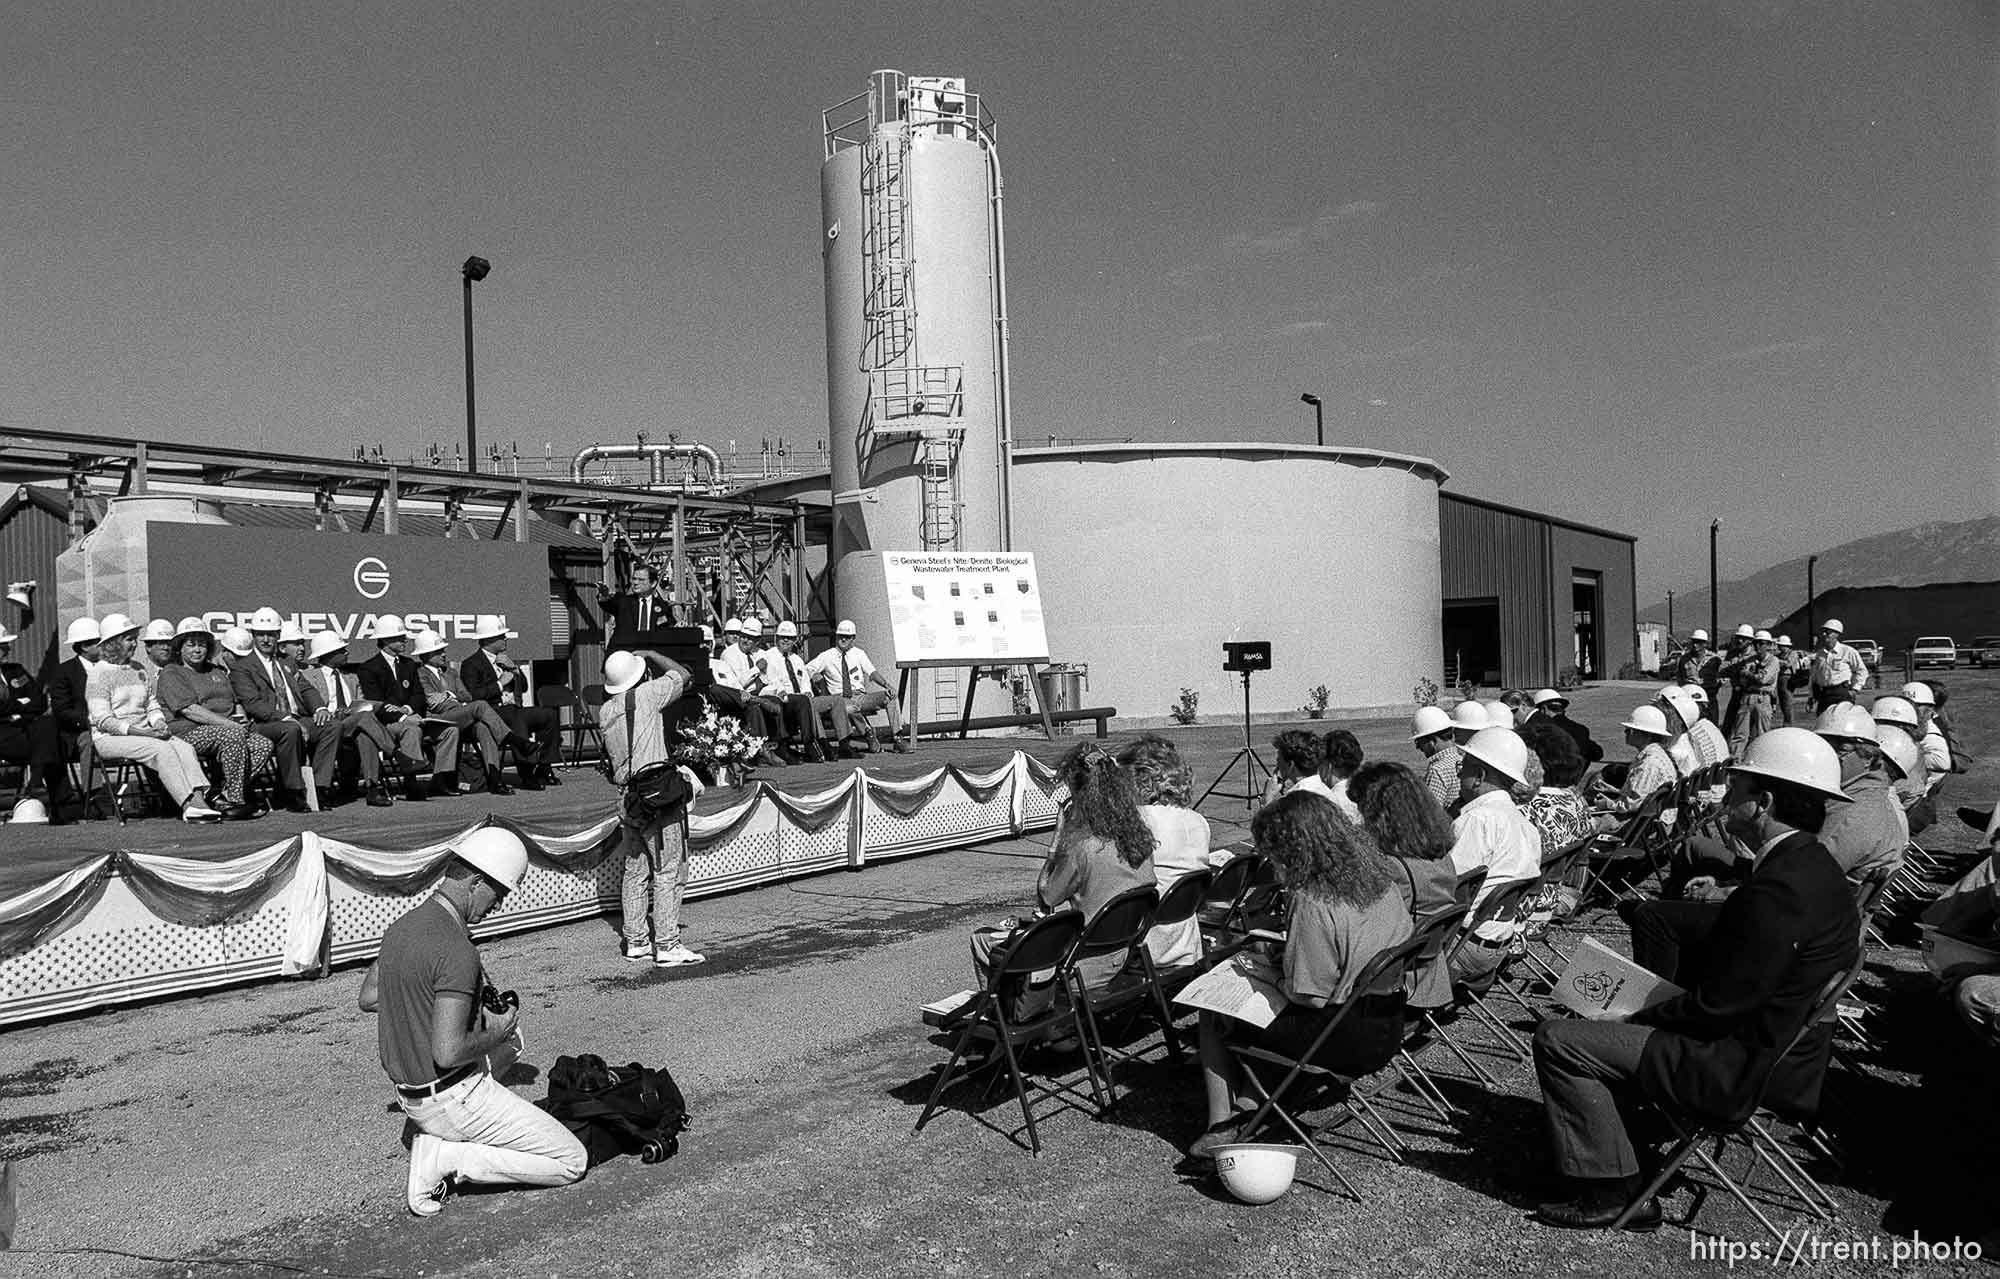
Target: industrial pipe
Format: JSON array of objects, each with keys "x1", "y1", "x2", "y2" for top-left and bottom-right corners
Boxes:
[
  {"x1": 570, "y1": 440, "x2": 723, "y2": 489},
  {"x1": 982, "y1": 131, "x2": 1015, "y2": 552}
]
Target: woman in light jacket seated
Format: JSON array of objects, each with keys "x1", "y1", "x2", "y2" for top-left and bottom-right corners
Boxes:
[
  {"x1": 970, "y1": 741, "x2": 1156, "y2": 1020},
  {"x1": 87, "y1": 617, "x2": 223, "y2": 822},
  {"x1": 1116, "y1": 734, "x2": 1212, "y2": 972},
  {"x1": 1351, "y1": 761, "x2": 1459, "y2": 1011},
  {"x1": 153, "y1": 620, "x2": 275, "y2": 820},
  {"x1": 1191, "y1": 790, "x2": 1413, "y2": 1158}
]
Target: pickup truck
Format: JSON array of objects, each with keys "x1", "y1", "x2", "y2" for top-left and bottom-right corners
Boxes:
[
  {"x1": 1911, "y1": 636, "x2": 1957, "y2": 670},
  {"x1": 1850, "y1": 639, "x2": 1882, "y2": 669},
  {"x1": 1971, "y1": 636, "x2": 2000, "y2": 668}
]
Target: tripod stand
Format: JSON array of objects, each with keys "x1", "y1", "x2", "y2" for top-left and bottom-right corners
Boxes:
[{"x1": 1196, "y1": 668, "x2": 1272, "y2": 810}]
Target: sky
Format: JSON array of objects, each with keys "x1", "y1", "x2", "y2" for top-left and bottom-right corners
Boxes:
[{"x1": 5, "y1": 0, "x2": 1994, "y2": 605}]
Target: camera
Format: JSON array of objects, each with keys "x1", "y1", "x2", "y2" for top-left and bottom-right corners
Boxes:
[
  {"x1": 1222, "y1": 641, "x2": 1272, "y2": 674},
  {"x1": 480, "y1": 984, "x2": 519, "y2": 1015}
]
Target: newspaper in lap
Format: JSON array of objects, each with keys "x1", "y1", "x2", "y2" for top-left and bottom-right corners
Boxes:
[
  {"x1": 1555, "y1": 937, "x2": 1685, "y2": 1020},
  {"x1": 1172, "y1": 951, "x2": 1290, "y2": 1028}
]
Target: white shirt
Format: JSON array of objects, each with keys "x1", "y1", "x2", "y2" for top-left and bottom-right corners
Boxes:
[
  {"x1": 806, "y1": 645, "x2": 877, "y2": 698},
  {"x1": 1448, "y1": 788, "x2": 1543, "y2": 941},
  {"x1": 1921, "y1": 726, "x2": 1952, "y2": 778},
  {"x1": 259, "y1": 652, "x2": 297, "y2": 715},
  {"x1": 715, "y1": 644, "x2": 759, "y2": 692},
  {"x1": 754, "y1": 645, "x2": 812, "y2": 696}
]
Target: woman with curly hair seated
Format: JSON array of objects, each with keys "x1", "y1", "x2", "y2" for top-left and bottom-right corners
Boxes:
[
  {"x1": 970, "y1": 741, "x2": 1156, "y2": 1020},
  {"x1": 1116, "y1": 734, "x2": 1212, "y2": 970},
  {"x1": 1190, "y1": 790, "x2": 1412, "y2": 1158},
  {"x1": 1351, "y1": 760, "x2": 1460, "y2": 1009}
]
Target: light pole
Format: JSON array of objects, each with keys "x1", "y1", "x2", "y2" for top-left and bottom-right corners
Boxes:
[
  {"x1": 1667, "y1": 589, "x2": 1675, "y2": 638},
  {"x1": 1709, "y1": 519, "x2": 1720, "y2": 643},
  {"x1": 461, "y1": 256, "x2": 491, "y2": 473},
  {"x1": 1300, "y1": 393, "x2": 1323, "y2": 446},
  {"x1": 1806, "y1": 554, "x2": 1818, "y2": 637}
]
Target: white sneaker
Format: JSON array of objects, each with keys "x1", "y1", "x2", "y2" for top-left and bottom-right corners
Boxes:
[
  {"x1": 653, "y1": 944, "x2": 705, "y2": 968},
  {"x1": 406, "y1": 1132, "x2": 450, "y2": 1218},
  {"x1": 622, "y1": 941, "x2": 650, "y2": 963},
  {"x1": 181, "y1": 803, "x2": 223, "y2": 824}
]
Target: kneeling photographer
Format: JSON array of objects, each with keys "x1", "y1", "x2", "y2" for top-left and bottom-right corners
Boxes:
[
  {"x1": 598, "y1": 649, "x2": 706, "y2": 968},
  {"x1": 357, "y1": 827, "x2": 587, "y2": 1218}
]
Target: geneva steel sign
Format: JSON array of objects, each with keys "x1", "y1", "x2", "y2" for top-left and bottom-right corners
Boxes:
[{"x1": 146, "y1": 525, "x2": 552, "y2": 657}]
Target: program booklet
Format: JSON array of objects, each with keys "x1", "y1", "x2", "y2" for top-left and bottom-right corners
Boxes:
[
  {"x1": 1172, "y1": 952, "x2": 1290, "y2": 1028},
  {"x1": 1555, "y1": 937, "x2": 1685, "y2": 1020}
]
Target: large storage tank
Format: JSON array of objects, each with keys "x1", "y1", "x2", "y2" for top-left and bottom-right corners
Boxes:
[
  {"x1": 54, "y1": 496, "x2": 233, "y2": 626},
  {"x1": 821, "y1": 76, "x2": 1005, "y2": 571},
  {"x1": 1009, "y1": 444, "x2": 1449, "y2": 720}
]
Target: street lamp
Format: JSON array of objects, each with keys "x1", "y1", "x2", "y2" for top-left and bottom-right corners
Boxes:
[
  {"x1": 1300, "y1": 393, "x2": 1323, "y2": 446},
  {"x1": 1709, "y1": 519, "x2": 1720, "y2": 643},
  {"x1": 461, "y1": 255, "x2": 491, "y2": 473},
  {"x1": 1807, "y1": 554, "x2": 1818, "y2": 637}
]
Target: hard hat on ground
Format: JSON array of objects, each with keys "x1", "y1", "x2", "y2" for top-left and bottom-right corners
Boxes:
[
  {"x1": 1621, "y1": 706, "x2": 1672, "y2": 738},
  {"x1": 835, "y1": 619, "x2": 858, "y2": 637},
  {"x1": 454, "y1": 826, "x2": 530, "y2": 893},
  {"x1": 1212, "y1": 1143, "x2": 1302, "y2": 1205},
  {"x1": 1813, "y1": 704, "x2": 1877, "y2": 744},
  {"x1": 9, "y1": 797, "x2": 49, "y2": 825},
  {"x1": 1899, "y1": 681, "x2": 1936, "y2": 707},
  {"x1": 604, "y1": 650, "x2": 648, "y2": 696},
  {"x1": 140, "y1": 619, "x2": 175, "y2": 643},
  {"x1": 1730, "y1": 727, "x2": 1851, "y2": 802},
  {"x1": 1461, "y1": 726, "x2": 1530, "y2": 787},
  {"x1": 66, "y1": 618, "x2": 102, "y2": 646},
  {"x1": 1410, "y1": 706, "x2": 1453, "y2": 741},
  {"x1": 1820, "y1": 619, "x2": 1845, "y2": 635},
  {"x1": 308, "y1": 632, "x2": 349, "y2": 663},
  {"x1": 1869, "y1": 696, "x2": 1920, "y2": 730},
  {"x1": 248, "y1": 606, "x2": 284, "y2": 632}
]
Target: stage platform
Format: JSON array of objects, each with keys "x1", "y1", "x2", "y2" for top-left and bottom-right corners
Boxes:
[{"x1": 0, "y1": 734, "x2": 1088, "y2": 1027}]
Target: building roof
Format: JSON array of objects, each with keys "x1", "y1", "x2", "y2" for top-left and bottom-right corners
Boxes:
[
  {"x1": 1439, "y1": 490, "x2": 1636, "y2": 544},
  {"x1": 1013, "y1": 441, "x2": 1451, "y2": 484}
]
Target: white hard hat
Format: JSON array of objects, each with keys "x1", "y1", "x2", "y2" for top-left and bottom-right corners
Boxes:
[
  {"x1": 1655, "y1": 687, "x2": 1698, "y2": 731},
  {"x1": 1679, "y1": 683, "x2": 1710, "y2": 706},
  {"x1": 470, "y1": 614, "x2": 517, "y2": 641},
  {"x1": 1898, "y1": 681, "x2": 1936, "y2": 707},
  {"x1": 1531, "y1": 688, "x2": 1566, "y2": 707},
  {"x1": 219, "y1": 626, "x2": 255, "y2": 657},
  {"x1": 97, "y1": 613, "x2": 140, "y2": 641},
  {"x1": 1820, "y1": 618, "x2": 1845, "y2": 635},
  {"x1": 1461, "y1": 726, "x2": 1530, "y2": 787},
  {"x1": 1410, "y1": 705, "x2": 1453, "y2": 740},
  {"x1": 9, "y1": 796, "x2": 49, "y2": 825},
  {"x1": 604, "y1": 649, "x2": 647, "y2": 696},
  {"x1": 140, "y1": 619, "x2": 176, "y2": 643},
  {"x1": 308, "y1": 632, "x2": 349, "y2": 662},
  {"x1": 66, "y1": 617, "x2": 102, "y2": 646},
  {"x1": 371, "y1": 615, "x2": 409, "y2": 641},
  {"x1": 1754, "y1": 630, "x2": 1773, "y2": 643},
  {"x1": 454, "y1": 826, "x2": 530, "y2": 893},
  {"x1": 409, "y1": 628, "x2": 449, "y2": 657},
  {"x1": 277, "y1": 621, "x2": 307, "y2": 644},
  {"x1": 1211, "y1": 1142, "x2": 1301, "y2": 1205},
  {"x1": 1690, "y1": 629, "x2": 1710, "y2": 642},
  {"x1": 1869, "y1": 695, "x2": 1920, "y2": 730},
  {"x1": 1731, "y1": 727, "x2": 1851, "y2": 802},
  {"x1": 740, "y1": 617, "x2": 764, "y2": 639},
  {"x1": 1734, "y1": 623, "x2": 1756, "y2": 639},
  {"x1": 1479, "y1": 699, "x2": 1509, "y2": 725},
  {"x1": 775, "y1": 620, "x2": 799, "y2": 639},
  {"x1": 722, "y1": 617, "x2": 744, "y2": 634},
  {"x1": 1776, "y1": 635, "x2": 1793, "y2": 647},
  {"x1": 1813, "y1": 704, "x2": 1877, "y2": 744},
  {"x1": 1621, "y1": 705, "x2": 1673, "y2": 738},
  {"x1": 174, "y1": 616, "x2": 209, "y2": 638},
  {"x1": 1876, "y1": 727, "x2": 1921, "y2": 780},
  {"x1": 248, "y1": 606, "x2": 284, "y2": 632},
  {"x1": 1450, "y1": 701, "x2": 1489, "y2": 732},
  {"x1": 0, "y1": 625, "x2": 15, "y2": 645},
  {"x1": 835, "y1": 619, "x2": 858, "y2": 637}
]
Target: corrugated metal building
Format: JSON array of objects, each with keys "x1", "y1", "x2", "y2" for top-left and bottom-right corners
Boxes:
[
  {"x1": 1439, "y1": 492, "x2": 1637, "y2": 688},
  {"x1": 0, "y1": 485, "x2": 77, "y2": 674}
]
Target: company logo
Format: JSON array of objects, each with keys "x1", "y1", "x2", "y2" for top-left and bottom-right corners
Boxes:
[{"x1": 353, "y1": 557, "x2": 391, "y2": 600}]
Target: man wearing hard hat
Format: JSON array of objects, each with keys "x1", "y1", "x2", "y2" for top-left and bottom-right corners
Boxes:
[
  {"x1": 1811, "y1": 704, "x2": 1907, "y2": 887},
  {"x1": 1721, "y1": 630, "x2": 1781, "y2": 757},
  {"x1": 1447, "y1": 727, "x2": 1543, "y2": 982},
  {"x1": 806, "y1": 619, "x2": 909, "y2": 754},
  {"x1": 1410, "y1": 705, "x2": 1460, "y2": 809},
  {"x1": 1668, "y1": 629, "x2": 1720, "y2": 720},
  {"x1": 1532, "y1": 727, "x2": 1858, "y2": 1232},
  {"x1": 599, "y1": 646, "x2": 705, "y2": 967},
  {"x1": 0, "y1": 622, "x2": 73, "y2": 822},
  {"x1": 232, "y1": 605, "x2": 336, "y2": 813},
  {"x1": 359, "y1": 828, "x2": 586, "y2": 1218},
  {"x1": 1806, "y1": 619, "x2": 1868, "y2": 713}
]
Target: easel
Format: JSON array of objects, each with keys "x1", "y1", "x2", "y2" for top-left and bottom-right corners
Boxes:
[{"x1": 895, "y1": 660, "x2": 1059, "y2": 745}]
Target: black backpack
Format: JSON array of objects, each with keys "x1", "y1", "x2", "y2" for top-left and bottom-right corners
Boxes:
[{"x1": 537, "y1": 1054, "x2": 689, "y2": 1166}]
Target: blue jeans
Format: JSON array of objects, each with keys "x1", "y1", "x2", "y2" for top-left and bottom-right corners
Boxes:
[{"x1": 621, "y1": 818, "x2": 689, "y2": 950}]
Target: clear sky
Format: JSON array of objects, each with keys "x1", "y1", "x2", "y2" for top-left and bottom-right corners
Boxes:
[{"x1": 5, "y1": 0, "x2": 1993, "y2": 603}]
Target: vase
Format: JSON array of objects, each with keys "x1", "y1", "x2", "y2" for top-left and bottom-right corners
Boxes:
[{"x1": 712, "y1": 764, "x2": 733, "y2": 788}]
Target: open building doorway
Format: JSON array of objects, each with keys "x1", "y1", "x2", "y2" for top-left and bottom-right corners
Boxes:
[
  {"x1": 1442, "y1": 597, "x2": 1501, "y2": 687},
  {"x1": 1572, "y1": 571, "x2": 1602, "y2": 681}
]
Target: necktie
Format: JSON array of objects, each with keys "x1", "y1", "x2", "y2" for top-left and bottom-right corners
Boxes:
[
  {"x1": 271, "y1": 656, "x2": 294, "y2": 714},
  {"x1": 640, "y1": 597, "x2": 651, "y2": 632},
  {"x1": 841, "y1": 655, "x2": 853, "y2": 698},
  {"x1": 330, "y1": 669, "x2": 348, "y2": 710},
  {"x1": 786, "y1": 653, "x2": 803, "y2": 693}
]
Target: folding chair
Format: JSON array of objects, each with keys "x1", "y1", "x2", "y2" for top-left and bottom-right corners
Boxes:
[
  {"x1": 1200, "y1": 853, "x2": 1278, "y2": 958},
  {"x1": 535, "y1": 683, "x2": 591, "y2": 768},
  {"x1": 914, "y1": 910, "x2": 1101, "y2": 1156},
  {"x1": 1064, "y1": 886, "x2": 1174, "y2": 1098},
  {"x1": 1418, "y1": 877, "x2": 1543, "y2": 1087},
  {"x1": 577, "y1": 683, "x2": 612, "y2": 766},
  {"x1": 1610, "y1": 959, "x2": 1865, "y2": 1242},
  {"x1": 1517, "y1": 836, "x2": 1598, "y2": 982},
  {"x1": 1379, "y1": 901, "x2": 1472, "y2": 1126},
  {"x1": 1228, "y1": 930, "x2": 1432, "y2": 1199},
  {"x1": 1110, "y1": 867, "x2": 1214, "y2": 1064},
  {"x1": 1576, "y1": 790, "x2": 1672, "y2": 907}
]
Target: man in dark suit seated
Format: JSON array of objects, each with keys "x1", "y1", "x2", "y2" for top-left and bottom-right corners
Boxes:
[
  {"x1": 1531, "y1": 726, "x2": 1860, "y2": 1231},
  {"x1": 1, "y1": 622, "x2": 74, "y2": 821},
  {"x1": 231, "y1": 606, "x2": 335, "y2": 813},
  {"x1": 598, "y1": 562, "x2": 678, "y2": 644},
  {"x1": 460, "y1": 614, "x2": 560, "y2": 789},
  {"x1": 302, "y1": 632, "x2": 425, "y2": 807},
  {"x1": 1530, "y1": 688, "x2": 1603, "y2": 764},
  {"x1": 43, "y1": 616, "x2": 106, "y2": 821},
  {"x1": 354, "y1": 615, "x2": 453, "y2": 800}
]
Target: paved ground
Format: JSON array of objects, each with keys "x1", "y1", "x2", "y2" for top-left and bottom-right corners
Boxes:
[{"x1": 4, "y1": 682, "x2": 1997, "y2": 1277}]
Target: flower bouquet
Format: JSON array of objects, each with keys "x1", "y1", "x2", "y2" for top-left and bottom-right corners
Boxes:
[{"x1": 673, "y1": 707, "x2": 766, "y2": 787}]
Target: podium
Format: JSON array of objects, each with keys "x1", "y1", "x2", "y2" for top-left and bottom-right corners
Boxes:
[{"x1": 606, "y1": 625, "x2": 713, "y2": 694}]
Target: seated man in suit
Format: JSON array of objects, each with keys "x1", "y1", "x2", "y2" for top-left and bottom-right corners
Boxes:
[
  {"x1": 1531, "y1": 727, "x2": 1860, "y2": 1231},
  {"x1": 4, "y1": 623, "x2": 74, "y2": 821},
  {"x1": 709, "y1": 618, "x2": 785, "y2": 765},
  {"x1": 599, "y1": 562, "x2": 678, "y2": 645},
  {"x1": 755, "y1": 620, "x2": 850, "y2": 763},
  {"x1": 304, "y1": 632, "x2": 425, "y2": 807},
  {"x1": 806, "y1": 619, "x2": 909, "y2": 754},
  {"x1": 230, "y1": 605, "x2": 335, "y2": 813},
  {"x1": 459, "y1": 615, "x2": 559, "y2": 789},
  {"x1": 410, "y1": 628, "x2": 519, "y2": 796},
  {"x1": 355, "y1": 615, "x2": 452, "y2": 800},
  {"x1": 43, "y1": 615, "x2": 105, "y2": 818}
]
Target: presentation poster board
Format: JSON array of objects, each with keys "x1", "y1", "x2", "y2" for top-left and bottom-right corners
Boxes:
[{"x1": 882, "y1": 550, "x2": 1050, "y2": 667}]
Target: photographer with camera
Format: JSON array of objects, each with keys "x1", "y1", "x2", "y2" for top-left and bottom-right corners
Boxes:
[
  {"x1": 357, "y1": 827, "x2": 586, "y2": 1218},
  {"x1": 598, "y1": 649, "x2": 706, "y2": 968}
]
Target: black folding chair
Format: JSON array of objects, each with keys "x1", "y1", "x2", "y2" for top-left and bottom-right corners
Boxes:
[
  {"x1": 1420, "y1": 876, "x2": 1543, "y2": 1088},
  {"x1": 1228, "y1": 930, "x2": 1431, "y2": 1200},
  {"x1": 1379, "y1": 902, "x2": 1472, "y2": 1126},
  {"x1": 914, "y1": 910, "x2": 1099, "y2": 1156},
  {"x1": 1610, "y1": 958, "x2": 1865, "y2": 1241},
  {"x1": 1114, "y1": 868, "x2": 1214, "y2": 1063},
  {"x1": 1064, "y1": 886, "x2": 1171, "y2": 1099},
  {"x1": 535, "y1": 683, "x2": 590, "y2": 768},
  {"x1": 576, "y1": 683, "x2": 612, "y2": 766}
]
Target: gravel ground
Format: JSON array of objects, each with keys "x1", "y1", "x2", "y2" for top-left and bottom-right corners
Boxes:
[{"x1": 3, "y1": 681, "x2": 1997, "y2": 1277}]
